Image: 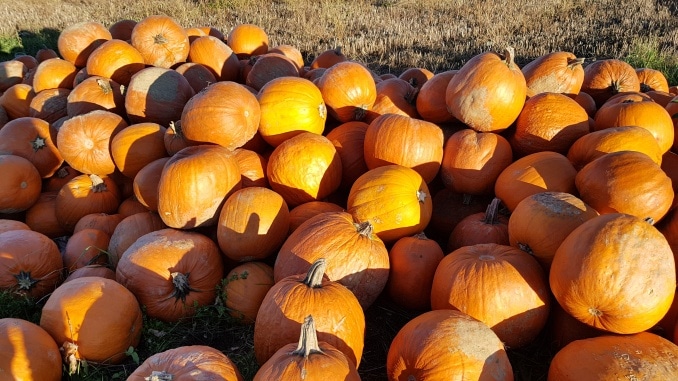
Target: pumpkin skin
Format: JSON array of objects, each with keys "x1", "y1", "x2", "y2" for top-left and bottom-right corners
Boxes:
[
  {"x1": 445, "y1": 47, "x2": 527, "y2": 132},
  {"x1": 57, "y1": 21, "x2": 111, "y2": 68},
  {"x1": 268, "y1": 44, "x2": 304, "y2": 73},
  {"x1": 316, "y1": 61, "x2": 377, "y2": 123},
  {"x1": 157, "y1": 145, "x2": 242, "y2": 229},
  {"x1": 581, "y1": 59, "x2": 641, "y2": 107},
  {"x1": 448, "y1": 197, "x2": 510, "y2": 251},
  {"x1": 127, "y1": 345, "x2": 243, "y2": 381},
  {"x1": 550, "y1": 213, "x2": 676, "y2": 334},
  {"x1": 227, "y1": 23, "x2": 269, "y2": 59},
  {"x1": 24, "y1": 191, "x2": 70, "y2": 238},
  {"x1": 440, "y1": 128, "x2": 513, "y2": 195},
  {"x1": 0, "y1": 116, "x2": 63, "y2": 178},
  {"x1": 232, "y1": 148, "x2": 268, "y2": 188},
  {"x1": 174, "y1": 62, "x2": 217, "y2": 93},
  {"x1": 347, "y1": 164, "x2": 432, "y2": 243},
  {"x1": 0, "y1": 60, "x2": 27, "y2": 92},
  {"x1": 180, "y1": 81, "x2": 260, "y2": 151},
  {"x1": 509, "y1": 92, "x2": 590, "y2": 156},
  {"x1": 44, "y1": 165, "x2": 80, "y2": 192},
  {"x1": 130, "y1": 15, "x2": 190, "y2": 68},
  {"x1": 72, "y1": 212, "x2": 124, "y2": 236},
  {"x1": 108, "y1": 19, "x2": 137, "y2": 40},
  {"x1": 365, "y1": 77, "x2": 419, "y2": 122},
  {"x1": 310, "y1": 47, "x2": 347, "y2": 69},
  {"x1": 254, "y1": 259, "x2": 365, "y2": 367},
  {"x1": 222, "y1": 261, "x2": 274, "y2": 324},
  {"x1": 0, "y1": 219, "x2": 30, "y2": 234},
  {"x1": 246, "y1": 52, "x2": 300, "y2": 91},
  {"x1": 107, "y1": 211, "x2": 166, "y2": 269},
  {"x1": 62, "y1": 228, "x2": 110, "y2": 272},
  {"x1": 431, "y1": 243, "x2": 550, "y2": 348},
  {"x1": 548, "y1": 332, "x2": 678, "y2": 381},
  {"x1": 0, "y1": 229, "x2": 64, "y2": 300},
  {"x1": 566, "y1": 125, "x2": 663, "y2": 170},
  {"x1": 521, "y1": 51, "x2": 585, "y2": 95},
  {"x1": 387, "y1": 309, "x2": 514, "y2": 381},
  {"x1": 110, "y1": 122, "x2": 168, "y2": 179},
  {"x1": 28, "y1": 88, "x2": 69, "y2": 124},
  {"x1": 0, "y1": 318, "x2": 62, "y2": 381},
  {"x1": 415, "y1": 70, "x2": 457, "y2": 124},
  {"x1": 387, "y1": 232, "x2": 444, "y2": 311},
  {"x1": 257, "y1": 76, "x2": 327, "y2": 147},
  {"x1": 494, "y1": 151, "x2": 577, "y2": 212},
  {"x1": 287, "y1": 201, "x2": 345, "y2": 234},
  {"x1": 66, "y1": 75, "x2": 125, "y2": 117},
  {"x1": 573, "y1": 90, "x2": 597, "y2": 118},
  {"x1": 217, "y1": 187, "x2": 290, "y2": 262},
  {"x1": 32, "y1": 58, "x2": 79, "y2": 93},
  {"x1": 326, "y1": 121, "x2": 370, "y2": 189},
  {"x1": 115, "y1": 228, "x2": 224, "y2": 322},
  {"x1": 164, "y1": 121, "x2": 191, "y2": 156},
  {"x1": 508, "y1": 192, "x2": 599, "y2": 270},
  {"x1": 57, "y1": 110, "x2": 128, "y2": 176},
  {"x1": 0, "y1": 154, "x2": 42, "y2": 214},
  {"x1": 266, "y1": 132, "x2": 342, "y2": 207},
  {"x1": 187, "y1": 36, "x2": 241, "y2": 82},
  {"x1": 85, "y1": 39, "x2": 145, "y2": 86},
  {"x1": 0, "y1": 83, "x2": 35, "y2": 119},
  {"x1": 636, "y1": 67, "x2": 670, "y2": 93},
  {"x1": 54, "y1": 174, "x2": 121, "y2": 232},
  {"x1": 40, "y1": 276, "x2": 142, "y2": 370},
  {"x1": 363, "y1": 113, "x2": 444, "y2": 183},
  {"x1": 133, "y1": 157, "x2": 170, "y2": 212},
  {"x1": 254, "y1": 315, "x2": 360, "y2": 381},
  {"x1": 125, "y1": 66, "x2": 195, "y2": 126},
  {"x1": 398, "y1": 67, "x2": 434, "y2": 89},
  {"x1": 274, "y1": 211, "x2": 390, "y2": 309},
  {"x1": 575, "y1": 150, "x2": 674, "y2": 223}
]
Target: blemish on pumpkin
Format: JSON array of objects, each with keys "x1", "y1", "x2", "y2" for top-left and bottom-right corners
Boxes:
[
  {"x1": 588, "y1": 307, "x2": 603, "y2": 317},
  {"x1": 20, "y1": 181, "x2": 28, "y2": 189}
]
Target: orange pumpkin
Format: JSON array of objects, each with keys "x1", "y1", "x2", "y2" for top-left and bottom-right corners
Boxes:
[
  {"x1": 316, "y1": 61, "x2": 377, "y2": 123},
  {"x1": 0, "y1": 60, "x2": 27, "y2": 92},
  {"x1": 85, "y1": 39, "x2": 145, "y2": 86},
  {"x1": 107, "y1": 211, "x2": 166, "y2": 269},
  {"x1": 72, "y1": 212, "x2": 124, "y2": 236},
  {"x1": 174, "y1": 62, "x2": 217, "y2": 93},
  {"x1": 550, "y1": 213, "x2": 676, "y2": 333},
  {"x1": 245, "y1": 52, "x2": 299, "y2": 91},
  {"x1": 110, "y1": 122, "x2": 168, "y2": 179},
  {"x1": 398, "y1": 67, "x2": 434, "y2": 89},
  {"x1": 310, "y1": 47, "x2": 347, "y2": 69},
  {"x1": 24, "y1": 192, "x2": 70, "y2": 239},
  {"x1": 636, "y1": 67, "x2": 670, "y2": 92},
  {"x1": 164, "y1": 121, "x2": 190, "y2": 156},
  {"x1": 445, "y1": 47, "x2": 526, "y2": 132},
  {"x1": 268, "y1": 44, "x2": 304, "y2": 72},
  {"x1": 325, "y1": 121, "x2": 370, "y2": 189},
  {"x1": 133, "y1": 157, "x2": 170, "y2": 212},
  {"x1": 222, "y1": 261, "x2": 274, "y2": 324},
  {"x1": 125, "y1": 66, "x2": 195, "y2": 126},
  {"x1": 365, "y1": 77, "x2": 419, "y2": 122},
  {"x1": 62, "y1": 228, "x2": 110, "y2": 272},
  {"x1": 54, "y1": 174, "x2": 121, "y2": 232},
  {"x1": 108, "y1": 19, "x2": 137, "y2": 41},
  {"x1": 232, "y1": 148, "x2": 268, "y2": 188},
  {"x1": 28, "y1": 88, "x2": 70, "y2": 124},
  {"x1": 127, "y1": 345, "x2": 243, "y2": 381},
  {"x1": 187, "y1": 36, "x2": 241, "y2": 82},
  {"x1": 415, "y1": 70, "x2": 457, "y2": 124},
  {"x1": 0, "y1": 219, "x2": 30, "y2": 234},
  {"x1": 0, "y1": 154, "x2": 42, "y2": 214},
  {"x1": 57, "y1": 21, "x2": 111, "y2": 68},
  {"x1": 0, "y1": 117, "x2": 62, "y2": 178},
  {"x1": 227, "y1": 23, "x2": 269, "y2": 59},
  {"x1": 32, "y1": 58, "x2": 79, "y2": 93},
  {"x1": 521, "y1": 51, "x2": 585, "y2": 95},
  {"x1": 447, "y1": 197, "x2": 510, "y2": 251},
  {"x1": 0, "y1": 83, "x2": 35, "y2": 119},
  {"x1": 581, "y1": 59, "x2": 641, "y2": 107},
  {"x1": 0, "y1": 318, "x2": 62, "y2": 381},
  {"x1": 287, "y1": 201, "x2": 345, "y2": 234},
  {"x1": 130, "y1": 15, "x2": 190, "y2": 68},
  {"x1": 66, "y1": 75, "x2": 125, "y2": 117}
]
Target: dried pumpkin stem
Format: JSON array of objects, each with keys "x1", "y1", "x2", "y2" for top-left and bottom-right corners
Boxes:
[
  {"x1": 566, "y1": 57, "x2": 585, "y2": 69},
  {"x1": 482, "y1": 197, "x2": 502, "y2": 225},
  {"x1": 96, "y1": 78, "x2": 112, "y2": 94},
  {"x1": 302, "y1": 258, "x2": 327, "y2": 288},
  {"x1": 355, "y1": 221, "x2": 374, "y2": 237},
  {"x1": 292, "y1": 315, "x2": 323, "y2": 357},
  {"x1": 146, "y1": 371, "x2": 174, "y2": 381},
  {"x1": 89, "y1": 174, "x2": 107, "y2": 192}
]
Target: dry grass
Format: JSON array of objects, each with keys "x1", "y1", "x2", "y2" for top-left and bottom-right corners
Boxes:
[{"x1": 0, "y1": 0, "x2": 676, "y2": 82}]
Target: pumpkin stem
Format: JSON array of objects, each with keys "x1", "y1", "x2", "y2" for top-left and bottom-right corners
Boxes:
[
  {"x1": 414, "y1": 232, "x2": 428, "y2": 240},
  {"x1": 96, "y1": 78, "x2": 112, "y2": 95},
  {"x1": 89, "y1": 174, "x2": 107, "y2": 192},
  {"x1": 153, "y1": 34, "x2": 168, "y2": 45},
  {"x1": 417, "y1": 189, "x2": 428, "y2": 204},
  {"x1": 482, "y1": 198, "x2": 502, "y2": 225},
  {"x1": 611, "y1": 80, "x2": 623, "y2": 95},
  {"x1": 292, "y1": 315, "x2": 323, "y2": 358},
  {"x1": 166, "y1": 272, "x2": 200, "y2": 303},
  {"x1": 462, "y1": 193, "x2": 473, "y2": 206},
  {"x1": 644, "y1": 217, "x2": 655, "y2": 225},
  {"x1": 354, "y1": 106, "x2": 368, "y2": 121},
  {"x1": 405, "y1": 86, "x2": 419, "y2": 105},
  {"x1": 318, "y1": 103, "x2": 327, "y2": 120},
  {"x1": 502, "y1": 46, "x2": 517, "y2": 69},
  {"x1": 302, "y1": 258, "x2": 327, "y2": 288},
  {"x1": 355, "y1": 221, "x2": 374, "y2": 237},
  {"x1": 14, "y1": 270, "x2": 39, "y2": 292},
  {"x1": 640, "y1": 83, "x2": 652, "y2": 92},
  {"x1": 31, "y1": 135, "x2": 47, "y2": 152},
  {"x1": 518, "y1": 242, "x2": 534, "y2": 256},
  {"x1": 168, "y1": 120, "x2": 183, "y2": 137},
  {"x1": 145, "y1": 371, "x2": 174, "y2": 381},
  {"x1": 55, "y1": 166, "x2": 70, "y2": 179},
  {"x1": 62, "y1": 341, "x2": 80, "y2": 375},
  {"x1": 566, "y1": 57, "x2": 585, "y2": 70}
]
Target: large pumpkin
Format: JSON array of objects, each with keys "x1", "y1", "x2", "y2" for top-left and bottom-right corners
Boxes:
[
  {"x1": 227, "y1": 23, "x2": 269, "y2": 58},
  {"x1": 581, "y1": 59, "x2": 641, "y2": 107},
  {"x1": 110, "y1": 122, "x2": 168, "y2": 179},
  {"x1": 550, "y1": 213, "x2": 676, "y2": 334},
  {"x1": 186, "y1": 36, "x2": 240, "y2": 82},
  {"x1": 57, "y1": 21, "x2": 111, "y2": 68},
  {"x1": 54, "y1": 174, "x2": 121, "y2": 232},
  {"x1": 130, "y1": 15, "x2": 190, "y2": 68},
  {"x1": 85, "y1": 39, "x2": 145, "y2": 86},
  {"x1": 445, "y1": 46, "x2": 526, "y2": 132},
  {"x1": 66, "y1": 75, "x2": 125, "y2": 117},
  {"x1": 316, "y1": 61, "x2": 377, "y2": 122},
  {"x1": 521, "y1": 51, "x2": 585, "y2": 95},
  {"x1": 415, "y1": 70, "x2": 457, "y2": 124},
  {"x1": 347, "y1": 164, "x2": 432, "y2": 243},
  {"x1": 0, "y1": 318, "x2": 62, "y2": 381},
  {"x1": 107, "y1": 211, "x2": 166, "y2": 269},
  {"x1": 115, "y1": 228, "x2": 224, "y2": 322},
  {"x1": 157, "y1": 145, "x2": 242, "y2": 229}
]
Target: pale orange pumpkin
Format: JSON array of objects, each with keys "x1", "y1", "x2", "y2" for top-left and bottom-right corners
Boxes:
[
  {"x1": 521, "y1": 51, "x2": 585, "y2": 95},
  {"x1": 125, "y1": 66, "x2": 195, "y2": 126},
  {"x1": 316, "y1": 61, "x2": 377, "y2": 123},
  {"x1": 130, "y1": 15, "x2": 190, "y2": 68}
]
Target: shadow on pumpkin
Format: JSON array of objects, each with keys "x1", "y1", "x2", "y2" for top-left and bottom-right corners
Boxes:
[
  {"x1": 218, "y1": 209, "x2": 288, "y2": 262},
  {"x1": 507, "y1": 120, "x2": 590, "y2": 159}
]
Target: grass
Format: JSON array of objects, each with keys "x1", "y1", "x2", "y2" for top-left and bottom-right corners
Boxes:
[{"x1": 0, "y1": 0, "x2": 676, "y2": 83}]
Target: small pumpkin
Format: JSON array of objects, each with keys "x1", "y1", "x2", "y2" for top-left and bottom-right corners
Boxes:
[
  {"x1": 415, "y1": 70, "x2": 457, "y2": 124},
  {"x1": 133, "y1": 157, "x2": 170, "y2": 212},
  {"x1": 0, "y1": 154, "x2": 42, "y2": 214},
  {"x1": 447, "y1": 197, "x2": 510, "y2": 251},
  {"x1": 66, "y1": 75, "x2": 125, "y2": 117},
  {"x1": 325, "y1": 121, "x2": 370, "y2": 189},
  {"x1": 227, "y1": 23, "x2": 269, "y2": 59},
  {"x1": 187, "y1": 36, "x2": 240, "y2": 82},
  {"x1": 222, "y1": 261, "x2": 274, "y2": 324}
]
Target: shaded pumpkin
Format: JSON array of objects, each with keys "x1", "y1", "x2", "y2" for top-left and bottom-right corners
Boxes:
[
  {"x1": 222, "y1": 261, "x2": 274, "y2": 324},
  {"x1": 232, "y1": 148, "x2": 268, "y2": 188},
  {"x1": 85, "y1": 39, "x2": 145, "y2": 86},
  {"x1": 54, "y1": 174, "x2": 121, "y2": 232},
  {"x1": 127, "y1": 345, "x2": 243, "y2": 381},
  {"x1": 125, "y1": 66, "x2": 195, "y2": 126},
  {"x1": 0, "y1": 116, "x2": 63, "y2": 178},
  {"x1": 365, "y1": 77, "x2": 419, "y2": 122},
  {"x1": 636, "y1": 67, "x2": 670, "y2": 93},
  {"x1": 245, "y1": 52, "x2": 299, "y2": 91},
  {"x1": 0, "y1": 318, "x2": 62, "y2": 381},
  {"x1": 24, "y1": 191, "x2": 70, "y2": 238},
  {"x1": 32, "y1": 58, "x2": 79, "y2": 93},
  {"x1": 57, "y1": 21, "x2": 111, "y2": 68},
  {"x1": 64, "y1": 265, "x2": 116, "y2": 283},
  {"x1": 107, "y1": 211, "x2": 166, "y2": 269},
  {"x1": 415, "y1": 70, "x2": 457, "y2": 124},
  {"x1": 581, "y1": 58, "x2": 641, "y2": 107},
  {"x1": 108, "y1": 19, "x2": 137, "y2": 41},
  {"x1": 0, "y1": 83, "x2": 35, "y2": 119},
  {"x1": 187, "y1": 36, "x2": 241, "y2": 82},
  {"x1": 447, "y1": 197, "x2": 509, "y2": 251},
  {"x1": 0, "y1": 154, "x2": 42, "y2": 214},
  {"x1": 0, "y1": 60, "x2": 27, "y2": 92},
  {"x1": 521, "y1": 51, "x2": 585, "y2": 95},
  {"x1": 28, "y1": 88, "x2": 70, "y2": 124},
  {"x1": 310, "y1": 47, "x2": 347, "y2": 69},
  {"x1": 0, "y1": 219, "x2": 30, "y2": 234},
  {"x1": 62, "y1": 228, "x2": 110, "y2": 272},
  {"x1": 174, "y1": 62, "x2": 217, "y2": 93},
  {"x1": 398, "y1": 67, "x2": 434, "y2": 89},
  {"x1": 110, "y1": 122, "x2": 168, "y2": 179},
  {"x1": 325, "y1": 120, "x2": 370, "y2": 189},
  {"x1": 287, "y1": 201, "x2": 345, "y2": 234},
  {"x1": 268, "y1": 44, "x2": 304, "y2": 72},
  {"x1": 133, "y1": 157, "x2": 170, "y2": 212},
  {"x1": 66, "y1": 75, "x2": 125, "y2": 117},
  {"x1": 72, "y1": 212, "x2": 124, "y2": 236}
]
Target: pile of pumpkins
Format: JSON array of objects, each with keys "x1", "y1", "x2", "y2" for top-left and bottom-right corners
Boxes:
[{"x1": 1, "y1": 13, "x2": 678, "y2": 380}]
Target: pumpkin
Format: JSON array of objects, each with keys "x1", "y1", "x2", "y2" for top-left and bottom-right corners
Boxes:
[
  {"x1": 110, "y1": 122, "x2": 168, "y2": 179},
  {"x1": 32, "y1": 58, "x2": 78, "y2": 93},
  {"x1": 550, "y1": 213, "x2": 676, "y2": 333},
  {"x1": 548, "y1": 332, "x2": 678, "y2": 380},
  {"x1": 127, "y1": 345, "x2": 243, "y2": 381},
  {"x1": 636, "y1": 67, "x2": 670, "y2": 92},
  {"x1": 130, "y1": 15, "x2": 190, "y2": 68},
  {"x1": 66, "y1": 75, "x2": 125, "y2": 117},
  {"x1": 316, "y1": 61, "x2": 377, "y2": 122},
  {"x1": 398, "y1": 67, "x2": 434, "y2": 89},
  {"x1": 85, "y1": 39, "x2": 145, "y2": 86},
  {"x1": 72, "y1": 212, "x2": 124, "y2": 236},
  {"x1": 217, "y1": 187, "x2": 290, "y2": 262},
  {"x1": 545, "y1": 298, "x2": 606, "y2": 351},
  {"x1": 575, "y1": 150, "x2": 673, "y2": 223},
  {"x1": 40, "y1": 276, "x2": 142, "y2": 372},
  {"x1": 509, "y1": 92, "x2": 590, "y2": 156},
  {"x1": 125, "y1": 66, "x2": 195, "y2": 126},
  {"x1": 0, "y1": 60, "x2": 27, "y2": 92},
  {"x1": 54, "y1": 174, "x2": 121, "y2": 232},
  {"x1": 440, "y1": 128, "x2": 513, "y2": 195},
  {"x1": 310, "y1": 47, "x2": 347, "y2": 69},
  {"x1": 257, "y1": 76, "x2": 327, "y2": 147},
  {"x1": 363, "y1": 113, "x2": 443, "y2": 183},
  {"x1": 62, "y1": 228, "x2": 110, "y2": 272},
  {"x1": 185, "y1": 27, "x2": 206, "y2": 43},
  {"x1": 287, "y1": 201, "x2": 344, "y2": 234},
  {"x1": 227, "y1": 23, "x2": 269, "y2": 58},
  {"x1": 35, "y1": 48, "x2": 58, "y2": 63},
  {"x1": 268, "y1": 44, "x2": 305, "y2": 72},
  {"x1": 174, "y1": 62, "x2": 217, "y2": 93},
  {"x1": 646, "y1": 90, "x2": 675, "y2": 107},
  {"x1": 573, "y1": 90, "x2": 597, "y2": 117},
  {"x1": 428, "y1": 189, "x2": 499, "y2": 240},
  {"x1": 521, "y1": 51, "x2": 585, "y2": 95},
  {"x1": 164, "y1": 121, "x2": 191, "y2": 156},
  {"x1": 581, "y1": 59, "x2": 641, "y2": 107},
  {"x1": 108, "y1": 19, "x2": 137, "y2": 41},
  {"x1": 254, "y1": 315, "x2": 360, "y2": 381},
  {"x1": 232, "y1": 148, "x2": 268, "y2": 188},
  {"x1": 0, "y1": 83, "x2": 35, "y2": 119},
  {"x1": 494, "y1": 151, "x2": 577, "y2": 212},
  {"x1": 566, "y1": 125, "x2": 663, "y2": 170},
  {"x1": 187, "y1": 36, "x2": 241, "y2": 82},
  {"x1": 0, "y1": 154, "x2": 42, "y2": 214},
  {"x1": 447, "y1": 197, "x2": 510, "y2": 251},
  {"x1": 0, "y1": 219, "x2": 30, "y2": 234},
  {"x1": 266, "y1": 132, "x2": 342, "y2": 207},
  {"x1": 132, "y1": 157, "x2": 170, "y2": 212},
  {"x1": 594, "y1": 97, "x2": 674, "y2": 153},
  {"x1": 0, "y1": 116, "x2": 63, "y2": 178},
  {"x1": 245, "y1": 53, "x2": 299, "y2": 91},
  {"x1": 325, "y1": 121, "x2": 370, "y2": 189},
  {"x1": 387, "y1": 232, "x2": 444, "y2": 311},
  {"x1": 347, "y1": 164, "x2": 432, "y2": 243},
  {"x1": 116, "y1": 228, "x2": 224, "y2": 322},
  {"x1": 63, "y1": 265, "x2": 115, "y2": 283},
  {"x1": 28, "y1": 88, "x2": 69, "y2": 124},
  {"x1": 254, "y1": 258, "x2": 365, "y2": 367},
  {"x1": 180, "y1": 81, "x2": 260, "y2": 150},
  {"x1": 157, "y1": 145, "x2": 242, "y2": 229},
  {"x1": 107, "y1": 211, "x2": 166, "y2": 269},
  {"x1": 24, "y1": 192, "x2": 70, "y2": 238},
  {"x1": 44, "y1": 165, "x2": 80, "y2": 192},
  {"x1": 445, "y1": 46, "x2": 526, "y2": 132},
  {"x1": 57, "y1": 21, "x2": 111, "y2": 68},
  {"x1": 365, "y1": 77, "x2": 419, "y2": 122},
  {"x1": 508, "y1": 192, "x2": 599, "y2": 270},
  {"x1": 0, "y1": 318, "x2": 62, "y2": 381},
  {"x1": 13, "y1": 54, "x2": 38, "y2": 71},
  {"x1": 0, "y1": 229, "x2": 64, "y2": 300},
  {"x1": 274, "y1": 211, "x2": 390, "y2": 308},
  {"x1": 415, "y1": 70, "x2": 457, "y2": 123},
  {"x1": 222, "y1": 261, "x2": 274, "y2": 324},
  {"x1": 387, "y1": 309, "x2": 514, "y2": 380}
]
